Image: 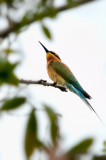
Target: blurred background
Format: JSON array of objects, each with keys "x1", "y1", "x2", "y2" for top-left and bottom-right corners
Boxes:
[{"x1": 0, "y1": 0, "x2": 106, "y2": 160}]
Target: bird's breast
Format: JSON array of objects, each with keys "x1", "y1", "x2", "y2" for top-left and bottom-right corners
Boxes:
[{"x1": 47, "y1": 62, "x2": 65, "y2": 85}]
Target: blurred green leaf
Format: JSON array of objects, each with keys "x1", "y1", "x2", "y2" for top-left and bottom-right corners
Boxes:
[
  {"x1": 24, "y1": 109, "x2": 39, "y2": 158},
  {"x1": 47, "y1": 7, "x2": 57, "y2": 18},
  {"x1": 102, "y1": 149, "x2": 106, "y2": 153},
  {"x1": 66, "y1": 0, "x2": 73, "y2": 6},
  {"x1": 3, "y1": 48, "x2": 16, "y2": 55},
  {"x1": 0, "y1": 59, "x2": 19, "y2": 86},
  {"x1": 42, "y1": 24, "x2": 52, "y2": 39},
  {"x1": 0, "y1": 97, "x2": 26, "y2": 111},
  {"x1": 38, "y1": 0, "x2": 48, "y2": 7},
  {"x1": 104, "y1": 141, "x2": 106, "y2": 147},
  {"x1": 44, "y1": 105, "x2": 59, "y2": 146},
  {"x1": 102, "y1": 141, "x2": 106, "y2": 153},
  {"x1": 0, "y1": 0, "x2": 12, "y2": 4},
  {"x1": 92, "y1": 155, "x2": 106, "y2": 160},
  {"x1": 69, "y1": 138, "x2": 93, "y2": 154}
]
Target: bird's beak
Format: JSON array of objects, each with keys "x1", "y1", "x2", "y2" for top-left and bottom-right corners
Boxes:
[{"x1": 38, "y1": 41, "x2": 49, "y2": 53}]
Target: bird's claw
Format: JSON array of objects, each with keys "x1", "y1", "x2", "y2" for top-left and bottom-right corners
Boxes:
[{"x1": 53, "y1": 82, "x2": 57, "y2": 85}]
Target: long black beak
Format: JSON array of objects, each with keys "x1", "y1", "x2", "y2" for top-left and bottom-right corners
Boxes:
[{"x1": 38, "y1": 41, "x2": 49, "y2": 53}]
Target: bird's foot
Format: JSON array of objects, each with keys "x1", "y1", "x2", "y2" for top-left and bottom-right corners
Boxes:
[{"x1": 53, "y1": 82, "x2": 57, "y2": 86}]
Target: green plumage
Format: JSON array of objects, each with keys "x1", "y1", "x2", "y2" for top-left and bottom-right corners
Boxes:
[{"x1": 51, "y1": 61, "x2": 91, "y2": 99}]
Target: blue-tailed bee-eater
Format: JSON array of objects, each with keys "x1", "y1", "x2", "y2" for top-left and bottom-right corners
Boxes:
[{"x1": 39, "y1": 41, "x2": 102, "y2": 122}]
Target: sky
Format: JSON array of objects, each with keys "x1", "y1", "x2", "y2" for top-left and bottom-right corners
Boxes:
[{"x1": 0, "y1": 0, "x2": 106, "y2": 160}]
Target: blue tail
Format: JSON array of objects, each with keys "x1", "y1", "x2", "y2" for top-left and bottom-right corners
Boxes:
[{"x1": 66, "y1": 82, "x2": 102, "y2": 122}]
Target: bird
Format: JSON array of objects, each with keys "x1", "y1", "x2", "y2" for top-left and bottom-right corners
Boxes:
[{"x1": 39, "y1": 41, "x2": 102, "y2": 122}]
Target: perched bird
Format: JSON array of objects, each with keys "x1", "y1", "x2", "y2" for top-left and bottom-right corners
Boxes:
[{"x1": 39, "y1": 41, "x2": 102, "y2": 122}]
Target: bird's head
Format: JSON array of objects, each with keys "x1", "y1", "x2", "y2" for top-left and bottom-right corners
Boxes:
[{"x1": 39, "y1": 41, "x2": 61, "y2": 62}]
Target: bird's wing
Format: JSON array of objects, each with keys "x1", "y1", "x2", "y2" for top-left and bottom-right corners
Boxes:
[{"x1": 51, "y1": 61, "x2": 91, "y2": 99}]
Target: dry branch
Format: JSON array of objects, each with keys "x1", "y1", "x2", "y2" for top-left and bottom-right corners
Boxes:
[{"x1": 20, "y1": 79, "x2": 67, "y2": 92}]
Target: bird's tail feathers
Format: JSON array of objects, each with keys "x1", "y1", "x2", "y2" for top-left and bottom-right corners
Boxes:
[{"x1": 66, "y1": 82, "x2": 102, "y2": 123}]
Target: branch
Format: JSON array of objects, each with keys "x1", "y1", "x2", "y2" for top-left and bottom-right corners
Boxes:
[
  {"x1": 56, "y1": 0, "x2": 95, "y2": 12},
  {"x1": 0, "y1": 0, "x2": 95, "y2": 38},
  {"x1": 20, "y1": 79, "x2": 67, "y2": 92}
]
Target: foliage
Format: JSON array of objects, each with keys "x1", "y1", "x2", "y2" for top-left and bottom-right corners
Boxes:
[
  {"x1": 0, "y1": 58, "x2": 19, "y2": 86},
  {"x1": 23, "y1": 106, "x2": 105, "y2": 160},
  {"x1": 42, "y1": 24, "x2": 52, "y2": 40},
  {"x1": 0, "y1": 97, "x2": 26, "y2": 111},
  {"x1": 24, "y1": 109, "x2": 43, "y2": 158},
  {"x1": 0, "y1": 0, "x2": 95, "y2": 39},
  {"x1": 0, "y1": 0, "x2": 105, "y2": 160}
]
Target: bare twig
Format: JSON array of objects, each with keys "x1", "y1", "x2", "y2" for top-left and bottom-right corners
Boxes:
[
  {"x1": 0, "y1": 0, "x2": 95, "y2": 38},
  {"x1": 20, "y1": 79, "x2": 67, "y2": 92}
]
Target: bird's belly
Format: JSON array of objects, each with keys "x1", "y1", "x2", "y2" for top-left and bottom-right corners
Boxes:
[{"x1": 47, "y1": 65, "x2": 65, "y2": 85}]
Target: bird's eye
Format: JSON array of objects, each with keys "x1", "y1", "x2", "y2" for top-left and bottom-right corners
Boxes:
[{"x1": 50, "y1": 51, "x2": 61, "y2": 60}]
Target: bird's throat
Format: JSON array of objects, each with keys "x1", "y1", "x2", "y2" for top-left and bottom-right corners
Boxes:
[{"x1": 46, "y1": 53, "x2": 61, "y2": 64}]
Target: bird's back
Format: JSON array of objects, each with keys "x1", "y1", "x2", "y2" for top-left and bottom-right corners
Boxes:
[{"x1": 49, "y1": 60, "x2": 91, "y2": 99}]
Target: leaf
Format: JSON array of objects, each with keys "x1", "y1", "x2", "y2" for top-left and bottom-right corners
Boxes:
[
  {"x1": 42, "y1": 24, "x2": 52, "y2": 39},
  {"x1": 24, "y1": 109, "x2": 38, "y2": 158},
  {"x1": 7, "y1": 72, "x2": 19, "y2": 85},
  {"x1": 0, "y1": 59, "x2": 19, "y2": 86},
  {"x1": 102, "y1": 149, "x2": 106, "y2": 153},
  {"x1": 3, "y1": 48, "x2": 16, "y2": 55},
  {"x1": 44, "y1": 105, "x2": 59, "y2": 145},
  {"x1": 92, "y1": 155, "x2": 106, "y2": 160},
  {"x1": 104, "y1": 141, "x2": 106, "y2": 147},
  {"x1": 69, "y1": 138, "x2": 93, "y2": 154},
  {"x1": 1, "y1": 97, "x2": 26, "y2": 111},
  {"x1": 102, "y1": 141, "x2": 106, "y2": 153},
  {"x1": 47, "y1": 7, "x2": 57, "y2": 18},
  {"x1": 66, "y1": 0, "x2": 73, "y2": 6}
]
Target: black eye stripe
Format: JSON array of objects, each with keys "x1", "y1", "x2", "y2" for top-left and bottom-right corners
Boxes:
[{"x1": 50, "y1": 51, "x2": 61, "y2": 60}]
